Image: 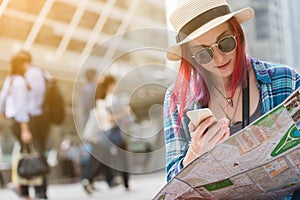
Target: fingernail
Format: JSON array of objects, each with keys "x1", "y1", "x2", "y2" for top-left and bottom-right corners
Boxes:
[
  {"x1": 225, "y1": 119, "x2": 229, "y2": 125},
  {"x1": 222, "y1": 118, "x2": 229, "y2": 124},
  {"x1": 220, "y1": 118, "x2": 227, "y2": 124}
]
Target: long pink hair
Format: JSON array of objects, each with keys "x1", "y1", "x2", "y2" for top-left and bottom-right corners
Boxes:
[{"x1": 169, "y1": 17, "x2": 250, "y2": 130}]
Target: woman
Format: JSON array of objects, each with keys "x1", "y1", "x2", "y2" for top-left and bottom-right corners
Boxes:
[
  {"x1": 98, "y1": 75, "x2": 130, "y2": 190},
  {"x1": 164, "y1": 0, "x2": 300, "y2": 198},
  {"x1": 81, "y1": 75, "x2": 116, "y2": 194},
  {"x1": 0, "y1": 53, "x2": 46, "y2": 200},
  {"x1": 81, "y1": 75, "x2": 130, "y2": 193}
]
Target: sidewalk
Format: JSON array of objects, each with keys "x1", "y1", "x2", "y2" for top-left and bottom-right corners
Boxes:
[{"x1": 0, "y1": 170, "x2": 166, "y2": 200}]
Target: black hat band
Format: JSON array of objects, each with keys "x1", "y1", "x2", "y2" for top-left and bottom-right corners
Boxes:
[{"x1": 176, "y1": 5, "x2": 230, "y2": 43}]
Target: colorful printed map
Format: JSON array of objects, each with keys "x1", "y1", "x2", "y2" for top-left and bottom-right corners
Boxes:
[{"x1": 154, "y1": 89, "x2": 300, "y2": 200}]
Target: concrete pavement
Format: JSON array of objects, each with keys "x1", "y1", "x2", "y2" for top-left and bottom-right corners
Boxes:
[{"x1": 0, "y1": 170, "x2": 166, "y2": 200}]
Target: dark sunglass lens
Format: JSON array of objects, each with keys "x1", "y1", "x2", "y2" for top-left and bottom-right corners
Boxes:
[
  {"x1": 194, "y1": 48, "x2": 213, "y2": 64},
  {"x1": 218, "y1": 37, "x2": 236, "y2": 53}
]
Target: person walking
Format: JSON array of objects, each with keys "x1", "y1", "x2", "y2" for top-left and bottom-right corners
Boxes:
[
  {"x1": 0, "y1": 51, "x2": 50, "y2": 199},
  {"x1": 79, "y1": 68, "x2": 113, "y2": 194},
  {"x1": 79, "y1": 68, "x2": 98, "y2": 131},
  {"x1": 80, "y1": 75, "x2": 115, "y2": 194},
  {"x1": 81, "y1": 75, "x2": 130, "y2": 194},
  {"x1": 99, "y1": 75, "x2": 130, "y2": 191},
  {"x1": 163, "y1": 0, "x2": 300, "y2": 199}
]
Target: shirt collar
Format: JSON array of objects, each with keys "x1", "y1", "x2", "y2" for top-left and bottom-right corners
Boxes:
[{"x1": 250, "y1": 57, "x2": 272, "y2": 84}]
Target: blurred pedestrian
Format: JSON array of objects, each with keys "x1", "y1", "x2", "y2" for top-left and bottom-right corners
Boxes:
[
  {"x1": 80, "y1": 68, "x2": 97, "y2": 131},
  {"x1": 98, "y1": 75, "x2": 130, "y2": 190},
  {"x1": 0, "y1": 51, "x2": 50, "y2": 199},
  {"x1": 81, "y1": 75, "x2": 130, "y2": 194},
  {"x1": 79, "y1": 68, "x2": 104, "y2": 194},
  {"x1": 81, "y1": 75, "x2": 115, "y2": 194}
]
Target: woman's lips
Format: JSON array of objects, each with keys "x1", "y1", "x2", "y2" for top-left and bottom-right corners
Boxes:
[{"x1": 217, "y1": 60, "x2": 230, "y2": 69}]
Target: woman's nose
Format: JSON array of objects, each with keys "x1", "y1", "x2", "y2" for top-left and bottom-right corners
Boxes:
[{"x1": 211, "y1": 45, "x2": 225, "y2": 64}]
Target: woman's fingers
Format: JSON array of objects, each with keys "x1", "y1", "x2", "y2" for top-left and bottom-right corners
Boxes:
[
  {"x1": 217, "y1": 127, "x2": 230, "y2": 144},
  {"x1": 188, "y1": 121, "x2": 196, "y2": 132},
  {"x1": 204, "y1": 118, "x2": 229, "y2": 142},
  {"x1": 191, "y1": 118, "x2": 229, "y2": 155},
  {"x1": 206, "y1": 123, "x2": 229, "y2": 145},
  {"x1": 193, "y1": 117, "x2": 215, "y2": 140}
]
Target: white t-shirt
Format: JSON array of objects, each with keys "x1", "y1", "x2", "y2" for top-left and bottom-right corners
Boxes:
[
  {"x1": 0, "y1": 75, "x2": 30, "y2": 122},
  {"x1": 0, "y1": 66, "x2": 48, "y2": 122},
  {"x1": 25, "y1": 66, "x2": 47, "y2": 116}
]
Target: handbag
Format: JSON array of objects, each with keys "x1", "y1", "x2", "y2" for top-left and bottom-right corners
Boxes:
[
  {"x1": 106, "y1": 126, "x2": 125, "y2": 147},
  {"x1": 17, "y1": 144, "x2": 50, "y2": 179},
  {"x1": 82, "y1": 109, "x2": 100, "y2": 143},
  {"x1": 12, "y1": 142, "x2": 43, "y2": 186}
]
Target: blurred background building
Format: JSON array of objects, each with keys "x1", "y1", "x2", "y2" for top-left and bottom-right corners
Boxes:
[
  {"x1": 0, "y1": 0, "x2": 300, "y2": 195},
  {"x1": 228, "y1": 0, "x2": 300, "y2": 70}
]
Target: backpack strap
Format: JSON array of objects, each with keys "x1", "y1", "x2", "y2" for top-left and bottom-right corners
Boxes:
[{"x1": 242, "y1": 72, "x2": 250, "y2": 128}]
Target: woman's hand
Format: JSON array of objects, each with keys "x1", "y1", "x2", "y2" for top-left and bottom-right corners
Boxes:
[
  {"x1": 0, "y1": 112, "x2": 7, "y2": 119},
  {"x1": 20, "y1": 122, "x2": 33, "y2": 144},
  {"x1": 21, "y1": 130, "x2": 33, "y2": 144},
  {"x1": 183, "y1": 117, "x2": 230, "y2": 167}
]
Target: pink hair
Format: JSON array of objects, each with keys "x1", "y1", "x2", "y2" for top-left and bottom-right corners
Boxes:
[{"x1": 169, "y1": 17, "x2": 250, "y2": 132}]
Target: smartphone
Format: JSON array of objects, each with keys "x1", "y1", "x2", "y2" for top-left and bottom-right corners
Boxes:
[{"x1": 186, "y1": 108, "x2": 214, "y2": 126}]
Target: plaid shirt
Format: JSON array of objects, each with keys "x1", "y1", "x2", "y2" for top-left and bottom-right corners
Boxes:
[{"x1": 164, "y1": 57, "x2": 300, "y2": 182}]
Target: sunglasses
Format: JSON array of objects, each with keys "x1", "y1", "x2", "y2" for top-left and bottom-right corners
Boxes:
[{"x1": 191, "y1": 35, "x2": 237, "y2": 65}]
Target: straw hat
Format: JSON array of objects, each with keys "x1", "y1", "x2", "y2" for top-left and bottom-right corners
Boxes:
[{"x1": 167, "y1": 0, "x2": 254, "y2": 61}]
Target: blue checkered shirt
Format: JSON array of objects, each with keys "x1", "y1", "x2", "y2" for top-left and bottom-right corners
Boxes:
[{"x1": 164, "y1": 57, "x2": 300, "y2": 182}]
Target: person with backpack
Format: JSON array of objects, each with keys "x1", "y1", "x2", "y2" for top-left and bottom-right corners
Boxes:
[{"x1": 0, "y1": 51, "x2": 51, "y2": 199}]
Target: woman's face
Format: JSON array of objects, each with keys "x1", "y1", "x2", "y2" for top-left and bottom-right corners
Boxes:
[{"x1": 188, "y1": 22, "x2": 237, "y2": 79}]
